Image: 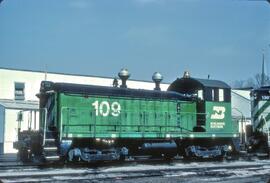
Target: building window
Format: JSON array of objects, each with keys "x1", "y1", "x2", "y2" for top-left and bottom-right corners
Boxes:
[{"x1": 14, "y1": 82, "x2": 25, "y2": 100}]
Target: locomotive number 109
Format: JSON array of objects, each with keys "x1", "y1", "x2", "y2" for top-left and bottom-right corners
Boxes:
[{"x1": 92, "y1": 101, "x2": 121, "y2": 117}]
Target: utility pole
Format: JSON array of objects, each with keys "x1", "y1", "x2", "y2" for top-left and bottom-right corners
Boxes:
[{"x1": 261, "y1": 50, "x2": 265, "y2": 87}]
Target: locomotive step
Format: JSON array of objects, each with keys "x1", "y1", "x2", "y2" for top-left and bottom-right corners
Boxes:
[
  {"x1": 45, "y1": 138, "x2": 55, "y2": 142},
  {"x1": 44, "y1": 142, "x2": 57, "y2": 147},
  {"x1": 43, "y1": 147, "x2": 58, "y2": 151},
  {"x1": 45, "y1": 155, "x2": 60, "y2": 161}
]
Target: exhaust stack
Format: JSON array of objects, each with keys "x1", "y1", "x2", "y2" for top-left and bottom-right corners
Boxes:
[
  {"x1": 152, "y1": 72, "x2": 163, "y2": 91},
  {"x1": 118, "y1": 68, "x2": 130, "y2": 88}
]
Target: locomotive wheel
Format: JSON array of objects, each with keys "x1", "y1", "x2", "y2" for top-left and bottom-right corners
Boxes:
[
  {"x1": 163, "y1": 154, "x2": 174, "y2": 161},
  {"x1": 119, "y1": 154, "x2": 126, "y2": 162}
]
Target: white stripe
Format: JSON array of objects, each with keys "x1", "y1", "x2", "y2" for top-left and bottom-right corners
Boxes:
[
  {"x1": 252, "y1": 101, "x2": 266, "y2": 117},
  {"x1": 254, "y1": 115, "x2": 270, "y2": 130}
]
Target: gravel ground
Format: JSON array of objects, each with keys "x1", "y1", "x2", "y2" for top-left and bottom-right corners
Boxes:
[
  {"x1": 95, "y1": 175, "x2": 270, "y2": 183},
  {"x1": 1, "y1": 159, "x2": 270, "y2": 183}
]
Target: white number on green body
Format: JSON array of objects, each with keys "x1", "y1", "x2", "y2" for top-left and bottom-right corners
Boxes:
[{"x1": 92, "y1": 101, "x2": 121, "y2": 117}]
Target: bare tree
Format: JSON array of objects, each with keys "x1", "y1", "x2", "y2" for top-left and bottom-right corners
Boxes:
[
  {"x1": 232, "y1": 73, "x2": 270, "y2": 89},
  {"x1": 254, "y1": 73, "x2": 270, "y2": 87}
]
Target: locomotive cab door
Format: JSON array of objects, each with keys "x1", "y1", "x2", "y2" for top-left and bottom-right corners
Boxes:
[{"x1": 195, "y1": 90, "x2": 206, "y2": 132}]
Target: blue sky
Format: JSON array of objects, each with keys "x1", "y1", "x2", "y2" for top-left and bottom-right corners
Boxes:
[{"x1": 0, "y1": 0, "x2": 270, "y2": 84}]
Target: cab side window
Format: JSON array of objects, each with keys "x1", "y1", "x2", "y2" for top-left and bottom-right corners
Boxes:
[
  {"x1": 205, "y1": 88, "x2": 226, "y2": 102},
  {"x1": 219, "y1": 89, "x2": 224, "y2": 102}
]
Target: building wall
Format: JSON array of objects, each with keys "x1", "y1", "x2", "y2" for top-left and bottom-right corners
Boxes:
[
  {"x1": 0, "y1": 68, "x2": 169, "y2": 101},
  {"x1": 4, "y1": 109, "x2": 18, "y2": 153},
  {"x1": 231, "y1": 90, "x2": 251, "y2": 119},
  {"x1": 3, "y1": 109, "x2": 38, "y2": 153}
]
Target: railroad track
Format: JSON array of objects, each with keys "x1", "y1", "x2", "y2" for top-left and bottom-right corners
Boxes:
[{"x1": 0, "y1": 159, "x2": 269, "y2": 183}]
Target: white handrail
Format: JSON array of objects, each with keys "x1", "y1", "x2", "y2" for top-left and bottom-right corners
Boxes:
[{"x1": 42, "y1": 108, "x2": 48, "y2": 146}]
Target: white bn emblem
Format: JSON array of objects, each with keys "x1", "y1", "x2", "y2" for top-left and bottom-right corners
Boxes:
[{"x1": 211, "y1": 106, "x2": 225, "y2": 120}]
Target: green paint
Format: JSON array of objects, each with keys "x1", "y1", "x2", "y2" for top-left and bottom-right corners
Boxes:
[
  {"x1": 58, "y1": 93, "x2": 197, "y2": 138},
  {"x1": 205, "y1": 102, "x2": 237, "y2": 133},
  {"x1": 40, "y1": 91, "x2": 238, "y2": 139},
  {"x1": 253, "y1": 101, "x2": 270, "y2": 121}
]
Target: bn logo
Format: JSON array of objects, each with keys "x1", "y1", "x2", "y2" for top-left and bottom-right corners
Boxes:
[{"x1": 211, "y1": 106, "x2": 225, "y2": 120}]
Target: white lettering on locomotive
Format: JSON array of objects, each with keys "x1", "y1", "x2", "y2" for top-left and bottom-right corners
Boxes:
[
  {"x1": 210, "y1": 122, "x2": 225, "y2": 129},
  {"x1": 92, "y1": 101, "x2": 121, "y2": 117}
]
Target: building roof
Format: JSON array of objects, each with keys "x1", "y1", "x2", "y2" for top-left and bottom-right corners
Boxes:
[
  {"x1": 0, "y1": 99, "x2": 39, "y2": 110},
  {"x1": 0, "y1": 67, "x2": 168, "y2": 85}
]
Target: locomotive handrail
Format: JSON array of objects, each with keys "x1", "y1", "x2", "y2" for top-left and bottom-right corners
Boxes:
[
  {"x1": 41, "y1": 108, "x2": 48, "y2": 146},
  {"x1": 59, "y1": 106, "x2": 202, "y2": 116},
  {"x1": 59, "y1": 106, "x2": 206, "y2": 138},
  {"x1": 61, "y1": 123, "x2": 193, "y2": 134},
  {"x1": 58, "y1": 106, "x2": 203, "y2": 114}
]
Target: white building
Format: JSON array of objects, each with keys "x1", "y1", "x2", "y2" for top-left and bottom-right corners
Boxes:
[
  {"x1": 0, "y1": 67, "x2": 252, "y2": 154},
  {"x1": 0, "y1": 100, "x2": 38, "y2": 154},
  {"x1": 231, "y1": 90, "x2": 252, "y2": 144}
]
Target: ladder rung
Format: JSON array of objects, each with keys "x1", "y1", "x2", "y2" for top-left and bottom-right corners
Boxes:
[
  {"x1": 44, "y1": 147, "x2": 58, "y2": 151},
  {"x1": 45, "y1": 139, "x2": 55, "y2": 142},
  {"x1": 45, "y1": 156, "x2": 60, "y2": 161}
]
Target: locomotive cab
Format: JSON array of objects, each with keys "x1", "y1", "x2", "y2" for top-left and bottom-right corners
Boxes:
[{"x1": 168, "y1": 73, "x2": 233, "y2": 134}]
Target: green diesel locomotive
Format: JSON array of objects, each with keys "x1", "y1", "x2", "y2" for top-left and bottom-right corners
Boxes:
[
  {"x1": 246, "y1": 86, "x2": 270, "y2": 155},
  {"x1": 14, "y1": 70, "x2": 239, "y2": 163}
]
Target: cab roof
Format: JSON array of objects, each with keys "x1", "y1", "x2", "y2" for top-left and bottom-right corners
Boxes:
[{"x1": 168, "y1": 77, "x2": 230, "y2": 94}]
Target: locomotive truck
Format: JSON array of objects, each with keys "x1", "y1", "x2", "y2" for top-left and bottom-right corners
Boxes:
[{"x1": 14, "y1": 70, "x2": 240, "y2": 163}]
